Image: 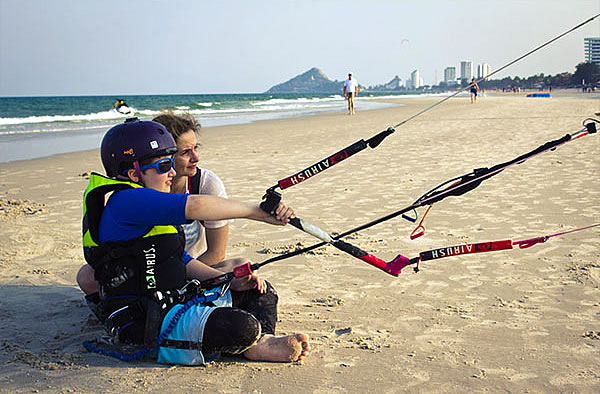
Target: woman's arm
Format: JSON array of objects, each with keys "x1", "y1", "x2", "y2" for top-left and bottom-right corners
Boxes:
[
  {"x1": 185, "y1": 258, "x2": 228, "y2": 281},
  {"x1": 197, "y1": 225, "x2": 229, "y2": 265}
]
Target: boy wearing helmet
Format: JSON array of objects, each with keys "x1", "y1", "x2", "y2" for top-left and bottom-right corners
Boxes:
[{"x1": 79, "y1": 118, "x2": 309, "y2": 364}]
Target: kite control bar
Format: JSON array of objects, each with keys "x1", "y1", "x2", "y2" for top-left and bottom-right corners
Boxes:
[
  {"x1": 198, "y1": 221, "x2": 600, "y2": 289},
  {"x1": 254, "y1": 120, "x2": 598, "y2": 278},
  {"x1": 197, "y1": 120, "x2": 598, "y2": 288}
]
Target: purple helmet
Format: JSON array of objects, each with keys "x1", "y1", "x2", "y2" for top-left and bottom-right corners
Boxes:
[{"x1": 101, "y1": 118, "x2": 177, "y2": 177}]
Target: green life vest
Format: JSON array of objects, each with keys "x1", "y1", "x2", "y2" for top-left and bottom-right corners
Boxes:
[{"x1": 82, "y1": 173, "x2": 187, "y2": 300}]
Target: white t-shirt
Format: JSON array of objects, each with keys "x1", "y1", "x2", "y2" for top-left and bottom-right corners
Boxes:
[
  {"x1": 182, "y1": 168, "x2": 233, "y2": 255},
  {"x1": 344, "y1": 78, "x2": 357, "y2": 94}
]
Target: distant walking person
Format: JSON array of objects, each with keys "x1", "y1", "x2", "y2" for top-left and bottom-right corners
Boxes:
[
  {"x1": 469, "y1": 78, "x2": 480, "y2": 104},
  {"x1": 343, "y1": 72, "x2": 358, "y2": 115}
]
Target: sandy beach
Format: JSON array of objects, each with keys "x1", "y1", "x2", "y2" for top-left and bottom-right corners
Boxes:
[{"x1": 0, "y1": 92, "x2": 599, "y2": 393}]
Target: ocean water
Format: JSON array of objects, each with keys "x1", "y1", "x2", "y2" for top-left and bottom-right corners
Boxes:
[{"x1": 0, "y1": 93, "x2": 405, "y2": 163}]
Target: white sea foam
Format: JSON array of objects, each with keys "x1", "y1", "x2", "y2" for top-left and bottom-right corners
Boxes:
[
  {"x1": 0, "y1": 124, "x2": 108, "y2": 136},
  {"x1": 361, "y1": 92, "x2": 457, "y2": 100},
  {"x1": 0, "y1": 109, "x2": 131, "y2": 126},
  {"x1": 252, "y1": 96, "x2": 344, "y2": 106},
  {"x1": 183, "y1": 102, "x2": 343, "y2": 116},
  {"x1": 0, "y1": 101, "x2": 338, "y2": 127},
  {"x1": 0, "y1": 94, "x2": 410, "y2": 128},
  {"x1": 0, "y1": 96, "x2": 398, "y2": 162},
  {"x1": 136, "y1": 109, "x2": 162, "y2": 116}
]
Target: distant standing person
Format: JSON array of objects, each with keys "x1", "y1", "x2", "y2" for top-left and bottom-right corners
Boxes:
[
  {"x1": 469, "y1": 78, "x2": 480, "y2": 104},
  {"x1": 344, "y1": 72, "x2": 358, "y2": 115}
]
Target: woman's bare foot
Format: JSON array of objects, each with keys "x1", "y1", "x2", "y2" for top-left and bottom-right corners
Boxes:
[{"x1": 243, "y1": 333, "x2": 310, "y2": 362}]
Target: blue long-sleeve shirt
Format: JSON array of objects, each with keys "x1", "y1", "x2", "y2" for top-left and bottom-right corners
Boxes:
[{"x1": 99, "y1": 188, "x2": 194, "y2": 264}]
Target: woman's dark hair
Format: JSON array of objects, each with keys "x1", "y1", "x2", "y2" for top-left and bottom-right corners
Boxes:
[{"x1": 152, "y1": 110, "x2": 201, "y2": 141}]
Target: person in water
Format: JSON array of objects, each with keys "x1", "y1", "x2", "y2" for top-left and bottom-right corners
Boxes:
[
  {"x1": 113, "y1": 99, "x2": 130, "y2": 114},
  {"x1": 152, "y1": 111, "x2": 231, "y2": 267},
  {"x1": 80, "y1": 118, "x2": 309, "y2": 364}
]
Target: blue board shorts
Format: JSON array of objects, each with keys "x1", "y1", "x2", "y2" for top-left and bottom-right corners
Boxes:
[{"x1": 157, "y1": 285, "x2": 232, "y2": 365}]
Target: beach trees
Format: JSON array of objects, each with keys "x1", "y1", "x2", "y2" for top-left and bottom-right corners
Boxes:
[{"x1": 572, "y1": 62, "x2": 600, "y2": 86}]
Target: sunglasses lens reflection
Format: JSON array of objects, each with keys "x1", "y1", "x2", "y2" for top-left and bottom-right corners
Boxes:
[{"x1": 158, "y1": 159, "x2": 172, "y2": 173}]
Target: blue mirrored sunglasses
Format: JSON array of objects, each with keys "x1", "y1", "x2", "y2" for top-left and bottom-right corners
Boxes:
[{"x1": 139, "y1": 157, "x2": 174, "y2": 174}]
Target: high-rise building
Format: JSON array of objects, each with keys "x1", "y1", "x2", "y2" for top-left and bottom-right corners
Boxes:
[
  {"x1": 460, "y1": 61, "x2": 473, "y2": 81},
  {"x1": 477, "y1": 63, "x2": 492, "y2": 80},
  {"x1": 444, "y1": 67, "x2": 456, "y2": 82},
  {"x1": 411, "y1": 70, "x2": 421, "y2": 89},
  {"x1": 584, "y1": 37, "x2": 600, "y2": 67}
]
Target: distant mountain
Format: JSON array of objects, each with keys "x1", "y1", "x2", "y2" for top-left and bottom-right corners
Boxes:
[
  {"x1": 381, "y1": 75, "x2": 403, "y2": 90},
  {"x1": 265, "y1": 67, "x2": 343, "y2": 93},
  {"x1": 367, "y1": 75, "x2": 404, "y2": 91}
]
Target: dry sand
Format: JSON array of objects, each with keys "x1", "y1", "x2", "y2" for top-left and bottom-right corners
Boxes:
[{"x1": 0, "y1": 92, "x2": 599, "y2": 393}]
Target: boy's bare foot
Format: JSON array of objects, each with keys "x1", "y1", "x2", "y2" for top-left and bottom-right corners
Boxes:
[{"x1": 243, "y1": 333, "x2": 310, "y2": 362}]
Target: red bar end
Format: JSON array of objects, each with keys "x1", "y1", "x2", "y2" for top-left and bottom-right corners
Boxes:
[
  {"x1": 233, "y1": 262, "x2": 253, "y2": 278},
  {"x1": 385, "y1": 255, "x2": 412, "y2": 276}
]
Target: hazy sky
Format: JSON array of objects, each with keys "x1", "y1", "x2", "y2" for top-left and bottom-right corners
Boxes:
[{"x1": 1, "y1": 0, "x2": 598, "y2": 96}]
